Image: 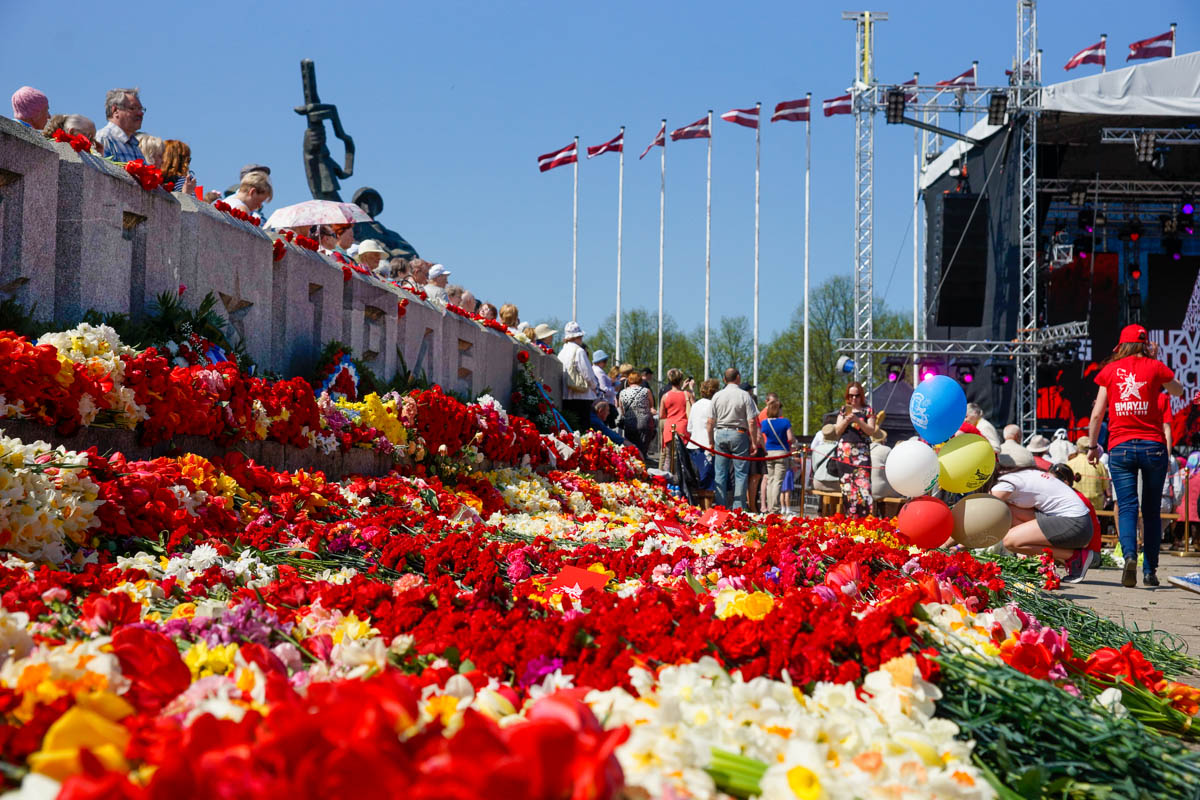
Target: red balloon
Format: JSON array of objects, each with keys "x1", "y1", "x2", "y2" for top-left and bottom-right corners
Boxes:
[{"x1": 896, "y1": 496, "x2": 954, "y2": 549}]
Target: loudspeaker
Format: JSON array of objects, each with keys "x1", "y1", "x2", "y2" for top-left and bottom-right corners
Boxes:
[{"x1": 934, "y1": 195, "x2": 990, "y2": 328}]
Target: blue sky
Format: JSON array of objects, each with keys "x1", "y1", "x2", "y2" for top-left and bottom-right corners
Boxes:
[{"x1": 4, "y1": 0, "x2": 1192, "y2": 346}]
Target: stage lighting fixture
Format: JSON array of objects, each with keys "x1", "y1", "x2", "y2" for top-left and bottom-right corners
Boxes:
[
  {"x1": 1069, "y1": 186, "x2": 1088, "y2": 207},
  {"x1": 1130, "y1": 265, "x2": 1142, "y2": 281},
  {"x1": 950, "y1": 358, "x2": 978, "y2": 384},
  {"x1": 1183, "y1": 199, "x2": 1195, "y2": 216},
  {"x1": 1127, "y1": 218, "x2": 1142, "y2": 242},
  {"x1": 1073, "y1": 238, "x2": 1090, "y2": 260},
  {"x1": 918, "y1": 362, "x2": 942, "y2": 381},
  {"x1": 836, "y1": 355, "x2": 855, "y2": 374},
  {"x1": 885, "y1": 89, "x2": 906, "y2": 124},
  {"x1": 1162, "y1": 214, "x2": 1178, "y2": 235},
  {"x1": 1135, "y1": 131, "x2": 1158, "y2": 163},
  {"x1": 1165, "y1": 237, "x2": 1183, "y2": 261},
  {"x1": 1094, "y1": 210, "x2": 1107, "y2": 227},
  {"x1": 883, "y1": 357, "x2": 906, "y2": 383},
  {"x1": 1078, "y1": 209, "x2": 1094, "y2": 234},
  {"x1": 987, "y1": 92, "x2": 1008, "y2": 125},
  {"x1": 1181, "y1": 199, "x2": 1195, "y2": 235}
]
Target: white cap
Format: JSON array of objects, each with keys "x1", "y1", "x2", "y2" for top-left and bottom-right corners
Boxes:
[
  {"x1": 563, "y1": 321, "x2": 586, "y2": 339},
  {"x1": 428, "y1": 263, "x2": 451, "y2": 279}
]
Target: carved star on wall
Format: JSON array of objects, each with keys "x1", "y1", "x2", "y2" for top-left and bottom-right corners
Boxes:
[{"x1": 218, "y1": 274, "x2": 254, "y2": 344}]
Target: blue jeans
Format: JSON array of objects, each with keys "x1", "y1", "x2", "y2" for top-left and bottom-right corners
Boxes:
[
  {"x1": 690, "y1": 448, "x2": 714, "y2": 490},
  {"x1": 713, "y1": 429, "x2": 750, "y2": 510},
  {"x1": 1108, "y1": 440, "x2": 1168, "y2": 573}
]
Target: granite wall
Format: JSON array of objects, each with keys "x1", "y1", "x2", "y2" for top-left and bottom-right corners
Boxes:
[{"x1": 0, "y1": 117, "x2": 563, "y2": 406}]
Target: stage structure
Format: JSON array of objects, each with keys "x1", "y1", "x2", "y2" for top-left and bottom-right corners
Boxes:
[{"x1": 839, "y1": 0, "x2": 1200, "y2": 441}]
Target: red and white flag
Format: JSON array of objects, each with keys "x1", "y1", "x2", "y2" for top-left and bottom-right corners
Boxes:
[
  {"x1": 586, "y1": 131, "x2": 624, "y2": 159},
  {"x1": 670, "y1": 116, "x2": 711, "y2": 141},
  {"x1": 639, "y1": 122, "x2": 666, "y2": 160},
  {"x1": 771, "y1": 97, "x2": 810, "y2": 123},
  {"x1": 537, "y1": 140, "x2": 577, "y2": 173},
  {"x1": 1127, "y1": 29, "x2": 1174, "y2": 61},
  {"x1": 822, "y1": 94, "x2": 852, "y2": 117},
  {"x1": 1064, "y1": 39, "x2": 1106, "y2": 70},
  {"x1": 720, "y1": 106, "x2": 760, "y2": 129},
  {"x1": 900, "y1": 76, "x2": 918, "y2": 102},
  {"x1": 936, "y1": 66, "x2": 976, "y2": 87}
]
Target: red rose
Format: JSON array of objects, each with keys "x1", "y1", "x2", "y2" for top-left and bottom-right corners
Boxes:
[
  {"x1": 273, "y1": 238, "x2": 286, "y2": 262},
  {"x1": 517, "y1": 350, "x2": 530, "y2": 364}
]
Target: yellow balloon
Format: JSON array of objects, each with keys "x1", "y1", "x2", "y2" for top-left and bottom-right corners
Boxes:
[
  {"x1": 951, "y1": 493, "x2": 1011, "y2": 548},
  {"x1": 937, "y1": 434, "x2": 996, "y2": 493}
]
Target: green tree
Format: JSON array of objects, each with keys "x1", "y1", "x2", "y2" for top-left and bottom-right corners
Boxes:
[
  {"x1": 588, "y1": 308, "x2": 702, "y2": 382},
  {"x1": 705, "y1": 315, "x2": 753, "y2": 379},
  {"x1": 759, "y1": 275, "x2": 910, "y2": 434}
]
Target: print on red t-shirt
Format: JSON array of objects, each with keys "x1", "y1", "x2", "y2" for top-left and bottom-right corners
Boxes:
[{"x1": 1094, "y1": 355, "x2": 1174, "y2": 449}]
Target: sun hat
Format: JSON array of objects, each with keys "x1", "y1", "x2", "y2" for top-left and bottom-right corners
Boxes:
[
  {"x1": 428, "y1": 264, "x2": 451, "y2": 280},
  {"x1": 533, "y1": 323, "x2": 558, "y2": 340},
  {"x1": 357, "y1": 239, "x2": 388, "y2": 256},
  {"x1": 592, "y1": 350, "x2": 609, "y2": 363},
  {"x1": 1117, "y1": 324, "x2": 1148, "y2": 346},
  {"x1": 1076, "y1": 435, "x2": 1091, "y2": 452},
  {"x1": 820, "y1": 424, "x2": 837, "y2": 441},
  {"x1": 563, "y1": 321, "x2": 586, "y2": 339},
  {"x1": 1027, "y1": 434, "x2": 1051, "y2": 454}
]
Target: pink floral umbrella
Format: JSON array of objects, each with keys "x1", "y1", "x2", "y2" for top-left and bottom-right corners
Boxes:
[{"x1": 263, "y1": 200, "x2": 372, "y2": 229}]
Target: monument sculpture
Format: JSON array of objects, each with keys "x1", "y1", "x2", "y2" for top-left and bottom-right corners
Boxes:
[
  {"x1": 296, "y1": 59, "x2": 418, "y2": 258},
  {"x1": 295, "y1": 59, "x2": 354, "y2": 201}
]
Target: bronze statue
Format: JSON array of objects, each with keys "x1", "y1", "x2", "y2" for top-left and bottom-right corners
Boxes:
[
  {"x1": 295, "y1": 59, "x2": 354, "y2": 201},
  {"x1": 352, "y1": 188, "x2": 418, "y2": 259}
]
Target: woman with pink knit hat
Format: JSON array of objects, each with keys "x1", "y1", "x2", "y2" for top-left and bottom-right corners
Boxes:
[{"x1": 10, "y1": 86, "x2": 49, "y2": 130}]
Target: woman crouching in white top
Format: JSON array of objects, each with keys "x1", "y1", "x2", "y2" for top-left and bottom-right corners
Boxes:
[{"x1": 989, "y1": 456, "x2": 1095, "y2": 576}]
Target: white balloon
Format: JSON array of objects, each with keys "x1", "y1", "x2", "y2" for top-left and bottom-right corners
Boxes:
[{"x1": 885, "y1": 440, "x2": 941, "y2": 497}]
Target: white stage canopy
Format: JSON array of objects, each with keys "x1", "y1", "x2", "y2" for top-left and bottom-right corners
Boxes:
[{"x1": 921, "y1": 50, "x2": 1200, "y2": 190}]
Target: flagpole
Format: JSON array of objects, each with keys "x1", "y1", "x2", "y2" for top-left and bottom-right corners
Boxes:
[
  {"x1": 1100, "y1": 34, "x2": 1107, "y2": 71},
  {"x1": 753, "y1": 102, "x2": 761, "y2": 391},
  {"x1": 572, "y1": 135, "x2": 579, "y2": 321},
  {"x1": 658, "y1": 120, "x2": 666, "y2": 384},
  {"x1": 704, "y1": 110, "x2": 713, "y2": 380},
  {"x1": 912, "y1": 73, "x2": 920, "y2": 386},
  {"x1": 616, "y1": 126, "x2": 624, "y2": 363},
  {"x1": 802, "y1": 94, "x2": 811, "y2": 435},
  {"x1": 1171, "y1": 23, "x2": 1176, "y2": 57}
]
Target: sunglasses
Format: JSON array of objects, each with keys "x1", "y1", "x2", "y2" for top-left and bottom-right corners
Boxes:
[{"x1": 847, "y1": 392, "x2": 862, "y2": 398}]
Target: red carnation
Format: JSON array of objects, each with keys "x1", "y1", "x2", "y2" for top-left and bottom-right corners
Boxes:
[
  {"x1": 517, "y1": 350, "x2": 530, "y2": 364},
  {"x1": 273, "y1": 238, "x2": 286, "y2": 262}
]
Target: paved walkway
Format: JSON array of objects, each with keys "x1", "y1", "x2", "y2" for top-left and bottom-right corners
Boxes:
[{"x1": 1059, "y1": 554, "x2": 1200, "y2": 685}]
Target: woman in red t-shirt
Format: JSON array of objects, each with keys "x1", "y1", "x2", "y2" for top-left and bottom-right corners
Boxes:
[
  {"x1": 658, "y1": 369, "x2": 691, "y2": 471},
  {"x1": 1087, "y1": 325, "x2": 1183, "y2": 588}
]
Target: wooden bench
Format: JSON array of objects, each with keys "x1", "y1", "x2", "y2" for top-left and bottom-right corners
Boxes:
[
  {"x1": 807, "y1": 489, "x2": 902, "y2": 519},
  {"x1": 1094, "y1": 507, "x2": 1189, "y2": 553}
]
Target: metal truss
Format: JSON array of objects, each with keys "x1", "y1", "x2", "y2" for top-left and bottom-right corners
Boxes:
[
  {"x1": 1013, "y1": 0, "x2": 1040, "y2": 437},
  {"x1": 1040, "y1": 178, "x2": 1200, "y2": 198},
  {"x1": 1101, "y1": 128, "x2": 1200, "y2": 144},
  {"x1": 836, "y1": 321, "x2": 1087, "y2": 360},
  {"x1": 845, "y1": 11, "x2": 885, "y2": 390}
]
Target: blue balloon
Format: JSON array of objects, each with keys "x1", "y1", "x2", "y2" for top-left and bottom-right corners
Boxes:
[
  {"x1": 1188, "y1": 452, "x2": 1200, "y2": 471},
  {"x1": 909, "y1": 375, "x2": 967, "y2": 445}
]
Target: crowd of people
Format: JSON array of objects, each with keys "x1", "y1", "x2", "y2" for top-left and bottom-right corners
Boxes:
[{"x1": 9, "y1": 85, "x2": 565, "y2": 339}]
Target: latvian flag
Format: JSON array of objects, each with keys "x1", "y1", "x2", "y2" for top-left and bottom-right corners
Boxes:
[
  {"x1": 822, "y1": 94, "x2": 852, "y2": 117},
  {"x1": 1065, "y1": 39, "x2": 1106, "y2": 70},
  {"x1": 587, "y1": 131, "x2": 624, "y2": 159},
  {"x1": 901, "y1": 76, "x2": 918, "y2": 102},
  {"x1": 670, "y1": 116, "x2": 711, "y2": 141},
  {"x1": 639, "y1": 122, "x2": 666, "y2": 160},
  {"x1": 771, "y1": 98, "x2": 810, "y2": 123},
  {"x1": 537, "y1": 140, "x2": 578, "y2": 172},
  {"x1": 720, "y1": 106, "x2": 760, "y2": 129},
  {"x1": 937, "y1": 66, "x2": 976, "y2": 87},
  {"x1": 1127, "y1": 29, "x2": 1173, "y2": 61}
]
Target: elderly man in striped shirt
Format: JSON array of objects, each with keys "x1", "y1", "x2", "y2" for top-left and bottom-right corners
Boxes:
[{"x1": 95, "y1": 88, "x2": 146, "y2": 163}]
